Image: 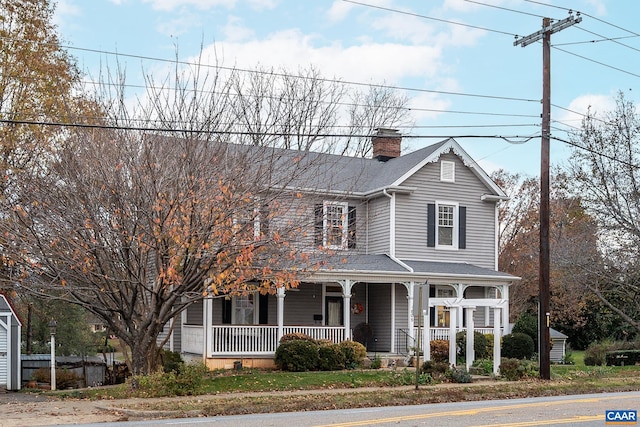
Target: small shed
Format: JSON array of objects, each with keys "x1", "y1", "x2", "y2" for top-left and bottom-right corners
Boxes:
[
  {"x1": 550, "y1": 328, "x2": 568, "y2": 363},
  {"x1": 0, "y1": 293, "x2": 22, "y2": 390}
]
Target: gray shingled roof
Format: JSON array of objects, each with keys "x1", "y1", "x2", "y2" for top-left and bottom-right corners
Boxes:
[{"x1": 315, "y1": 253, "x2": 517, "y2": 281}]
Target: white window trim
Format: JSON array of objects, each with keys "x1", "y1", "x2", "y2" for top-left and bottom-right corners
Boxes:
[
  {"x1": 231, "y1": 293, "x2": 259, "y2": 325},
  {"x1": 435, "y1": 200, "x2": 459, "y2": 250},
  {"x1": 323, "y1": 201, "x2": 349, "y2": 250},
  {"x1": 232, "y1": 204, "x2": 261, "y2": 240},
  {"x1": 440, "y1": 160, "x2": 456, "y2": 183}
]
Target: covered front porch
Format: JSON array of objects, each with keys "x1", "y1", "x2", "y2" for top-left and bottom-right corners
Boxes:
[{"x1": 177, "y1": 255, "x2": 516, "y2": 371}]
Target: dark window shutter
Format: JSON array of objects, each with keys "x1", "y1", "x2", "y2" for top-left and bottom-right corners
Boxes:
[
  {"x1": 259, "y1": 294, "x2": 268, "y2": 324},
  {"x1": 260, "y1": 207, "x2": 269, "y2": 238},
  {"x1": 458, "y1": 206, "x2": 467, "y2": 249},
  {"x1": 314, "y1": 204, "x2": 323, "y2": 246},
  {"x1": 427, "y1": 203, "x2": 436, "y2": 247},
  {"x1": 429, "y1": 286, "x2": 436, "y2": 325},
  {"x1": 221, "y1": 298, "x2": 232, "y2": 324},
  {"x1": 348, "y1": 206, "x2": 357, "y2": 249}
]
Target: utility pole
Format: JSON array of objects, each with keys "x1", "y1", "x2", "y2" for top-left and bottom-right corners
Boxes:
[{"x1": 514, "y1": 12, "x2": 581, "y2": 380}]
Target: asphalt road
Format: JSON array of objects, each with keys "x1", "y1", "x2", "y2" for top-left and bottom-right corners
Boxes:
[{"x1": 70, "y1": 390, "x2": 640, "y2": 427}]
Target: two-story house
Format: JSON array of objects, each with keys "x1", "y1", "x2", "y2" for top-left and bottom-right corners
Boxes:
[{"x1": 163, "y1": 129, "x2": 517, "y2": 372}]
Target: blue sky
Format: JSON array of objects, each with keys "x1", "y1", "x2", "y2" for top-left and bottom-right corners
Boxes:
[{"x1": 52, "y1": 0, "x2": 638, "y2": 176}]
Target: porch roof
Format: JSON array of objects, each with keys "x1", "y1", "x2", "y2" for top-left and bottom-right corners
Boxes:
[{"x1": 309, "y1": 254, "x2": 518, "y2": 285}]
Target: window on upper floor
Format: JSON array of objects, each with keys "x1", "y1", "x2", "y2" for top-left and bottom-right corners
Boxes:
[
  {"x1": 232, "y1": 201, "x2": 269, "y2": 241},
  {"x1": 427, "y1": 202, "x2": 466, "y2": 250},
  {"x1": 440, "y1": 160, "x2": 455, "y2": 182},
  {"x1": 314, "y1": 201, "x2": 357, "y2": 250}
]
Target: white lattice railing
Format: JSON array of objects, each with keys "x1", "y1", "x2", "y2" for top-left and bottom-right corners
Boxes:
[{"x1": 424, "y1": 327, "x2": 503, "y2": 341}]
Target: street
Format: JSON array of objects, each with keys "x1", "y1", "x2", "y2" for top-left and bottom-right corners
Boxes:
[{"x1": 72, "y1": 390, "x2": 640, "y2": 427}]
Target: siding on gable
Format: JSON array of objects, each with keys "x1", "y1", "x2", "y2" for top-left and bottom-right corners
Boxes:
[
  {"x1": 366, "y1": 197, "x2": 390, "y2": 254},
  {"x1": 394, "y1": 152, "x2": 497, "y2": 269}
]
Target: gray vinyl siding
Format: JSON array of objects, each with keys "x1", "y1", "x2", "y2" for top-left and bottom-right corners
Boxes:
[
  {"x1": 367, "y1": 197, "x2": 390, "y2": 254},
  {"x1": 185, "y1": 299, "x2": 204, "y2": 325},
  {"x1": 367, "y1": 283, "x2": 392, "y2": 352},
  {"x1": 464, "y1": 286, "x2": 489, "y2": 326},
  {"x1": 394, "y1": 283, "x2": 408, "y2": 336},
  {"x1": 283, "y1": 283, "x2": 324, "y2": 325},
  {"x1": 394, "y1": 152, "x2": 497, "y2": 269}
]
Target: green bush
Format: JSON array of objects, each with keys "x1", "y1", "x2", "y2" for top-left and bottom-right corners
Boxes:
[
  {"x1": 430, "y1": 339, "x2": 449, "y2": 363},
  {"x1": 275, "y1": 339, "x2": 320, "y2": 371},
  {"x1": 501, "y1": 333, "x2": 535, "y2": 359},
  {"x1": 161, "y1": 349, "x2": 183, "y2": 374},
  {"x1": 318, "y1": 344, "x2": 346, "y2": 371},
  {"x1": 499, "y1": 358, "x2": 538, "y2": 381},
  {"x1": 127, "y1": 362, "x2": 209, "y2": 397},
  {"x1": 584, "y1": 342, "x2": 609, "y2": 366},
  {"x1": 456, "y1": 331, "x2": 488, "y2": 359},
  {"x1": 421, "y1": 360, "x2": 450, "y2": 381},
  {"x1": 338, "y1": 340, "x2": 367, "y2": 369},
  {"x1": 446, "y1": 366, "x2": 472, "y2": 383},
  {"x1": 484, "y1": 333, "x2": 495, "y2": 358},
  {"x1": 279, "y1": 332, "x2": 315, "y2": 343},
  {"x1": 512, "y1": 312, "x2": 538, "y2": 348},
  {"x1": 471, "y1": 358, "x2": 494, "y2": 375},
  {"x1": 370, "y1": 356, "x2": 382, "y2": 369}
]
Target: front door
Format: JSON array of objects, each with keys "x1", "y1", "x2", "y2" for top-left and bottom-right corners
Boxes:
[{"x1": 325, "y1": 296, "x2": 343, "y2": 326}]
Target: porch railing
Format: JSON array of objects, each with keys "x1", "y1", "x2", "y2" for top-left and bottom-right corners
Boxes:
[{"x1": 210, "y1": 325, "x2": 346, "y2": 356}]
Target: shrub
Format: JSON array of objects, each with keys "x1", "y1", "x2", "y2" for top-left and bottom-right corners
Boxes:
[
  {"x1": 370, "y1": 356, "x2": 382, "y2": 369},
  {"x1": 126, "y1": 362, "x2": 209, "y2": 397},
  {"x1": 499, "y1": 358, "x2": 523, "y2": 381},
  {"x1": 499, "y1": 358, "x2": 538, "y2": 381},
  {"x1": 484, "y1": 333, "x2": 495, "y2": 358},
  {"x1": 338, "y1": 340, "x2": 367, "y2": 369},
  {"x1": 584, "y1": 341, "x2": 609, "y2": 366},
  {"x1": 446, "y1": 366, "x2": 472, "y2": 383},
  {"x1": 275, "y1": 339, "x2": 320, "y2": 371},
  {"x1": 279, "y1": 333, "x2": 315, "y2": 343},
  {"x1": 471, "y1": 358, "x2": 494, "y2": 375},
  {"x1": 430, "y1": 339, "x2": 449, "y2": 363},
  {"x1": 512, "y1": 312, "x2": 538, "y2": 348},
  {"x1": 421, "y1": 360, "x2": 450, "y2": 381},
  {"x1": 160, "y1": 349, "x2": 183, "y2": 374},
  {"x1": 501, "y1": 333, "x2": 535, "y2": 359},
  {"x1": 456, "y1": 331, "x2": 488, "y2": 359},
  {"x1": 31, "y1": 367, "x2": 81, "y2": 389},
  {"x1": 318, "y1": 344, "x2": 346, "y2": 371}
]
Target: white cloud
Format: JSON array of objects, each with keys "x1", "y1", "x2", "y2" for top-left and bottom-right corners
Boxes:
[
  {"x1": 558, "y1": 93, "x2": 616, "y2": 127},
  {"x1": 53, "y1": 0, "x2": 81, "y2": 28},
  {"x1": 222, "y1": 16, "x2": 255, "y2": 42},
  {"x1": 143, "y1": 0, "x2": 236, "y2": 11},
  {"x1": 585, "y1": 0, "x2": 607, "y2": 16}
]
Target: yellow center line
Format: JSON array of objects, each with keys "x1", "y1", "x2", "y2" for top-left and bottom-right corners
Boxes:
[
  {"x1": 472, "y1": 415, "x2": 602, "y2": 427},
  {"x1": 313, "y1": 394, "x2": 639, "y2": 427}
]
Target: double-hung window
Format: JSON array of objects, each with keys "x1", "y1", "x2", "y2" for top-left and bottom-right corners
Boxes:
[
  {"x1": 427, "y1": 201, "x2": 466, "y2": 250},
  {"x1": 314, "y1": 201, "x2": 356, "y2": 250},
  {"x1": 324, "y1": 201, "x2": 348, "y2": 249}
]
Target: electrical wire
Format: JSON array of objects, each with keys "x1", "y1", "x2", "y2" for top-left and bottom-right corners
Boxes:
[
  {"x1": 552, "y1": 46, "x2": 640, "y2": 79},
  {"x1": 341, "y1": 0, "x2": 517, "y2": 37}
]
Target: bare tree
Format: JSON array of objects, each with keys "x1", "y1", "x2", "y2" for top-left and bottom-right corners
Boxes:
[
  {"x1": 1, "y1": 60, "x2": 362, "y2": 374},
  {"x1": 568, "y1": 92, "x2": 640, "y2": 335}
]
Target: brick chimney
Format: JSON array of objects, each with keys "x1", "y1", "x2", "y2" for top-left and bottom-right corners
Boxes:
[{"x1": 372, "y1": 128, "x2": 401, "y2": 162}]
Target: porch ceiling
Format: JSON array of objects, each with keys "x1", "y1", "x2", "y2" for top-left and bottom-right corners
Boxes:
[{"x1": 307, "y1": 254, "x2": 518, "y2": 285}]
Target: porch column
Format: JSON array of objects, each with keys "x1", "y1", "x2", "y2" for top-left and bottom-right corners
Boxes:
[
  {"x1": 340, "y1": 279, "x2": 353, "y2": 341},
  {"x1": 424, "y1": 307, "x2": 430, "y2": 361},
  {"x1": 501, "y1": 286, "x2": 510, "y2": 333},
  {"x1": 203, "y1": 297, "x2": 213, "y2": 359},
  {"x1": 465, "y1": 306, "x2": 476, "y2": 370},
  {"x1": 276, "y1": 286, "x2": 286, "y2": 344},
  {"x1": 484, "y1": 288, "x2": 491, "y2": 327},
  {"x1": 448, "y1": 306, "x2": 457, "y2": 366},
  {"x1": 406, "y1": 282, "x2": 415, "y2": 343},
  {"x1": 493, "y1": 307, "x2": 501, "y2": 375}
]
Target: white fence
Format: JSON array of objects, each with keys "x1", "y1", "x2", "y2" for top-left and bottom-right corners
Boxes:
[{"x1": 427, "y1": 327, "x2": 501, "y2": 340}]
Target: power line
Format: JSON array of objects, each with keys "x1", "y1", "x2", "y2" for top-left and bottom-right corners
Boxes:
[
  {"x1": 0, "y1": 34, "x2": 541, "y2": 104},
  {"x1": 551, "y1": 135, "x2": 640, "y2": 169},
  {"x1": 0, "y1": 117, "x2": 540, "y2": 140},
  {"x1": 463, "y1": 0, "x2": 546, "y2": 19},
  {"x1": 341, "y1": 0, "x2": 517, "y2": 37},
  {"x1": 553, "y1": 45, "x2": 640, "y2": 79}
]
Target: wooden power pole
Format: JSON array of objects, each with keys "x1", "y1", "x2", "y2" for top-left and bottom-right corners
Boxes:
[{"x1": 514, "y1": 12, "x2": 581, "y2": 380}]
